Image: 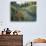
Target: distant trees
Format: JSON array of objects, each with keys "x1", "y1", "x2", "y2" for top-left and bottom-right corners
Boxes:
[{"x1": 20, "y1": 3, "x2": 29, "y2": 7}]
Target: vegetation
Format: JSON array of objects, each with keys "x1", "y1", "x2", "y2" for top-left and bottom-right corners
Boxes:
[{"x1": 11, "y1": 1, "x2": 36, "y2": 21}]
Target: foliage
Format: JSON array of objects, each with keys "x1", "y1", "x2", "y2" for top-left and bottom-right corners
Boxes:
[{"x1": 11, "y1": 2, "x2": 36, "y2": 21}]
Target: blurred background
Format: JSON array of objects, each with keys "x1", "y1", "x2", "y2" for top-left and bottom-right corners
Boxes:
[
  {"x1": 0, "y1": 0, "x2": 46, "y2": 46},
  {"x1": 11, "y1": 1, "x2": 36, "y2": 21}
]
